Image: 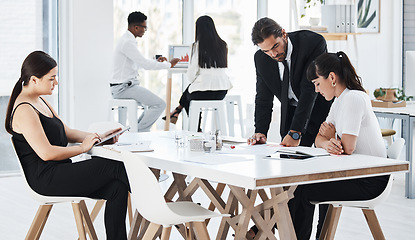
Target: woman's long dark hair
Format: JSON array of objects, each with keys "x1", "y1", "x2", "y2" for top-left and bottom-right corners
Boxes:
[
  {"x1": 194, "y1": 15, "x2": 227, "y2": 68},
  {"x1": 5, "y1": 51, "x2": 57, "y2": 134},
  {"x1": 307, "y1": 51, "x2": 365, "y2": 92}
]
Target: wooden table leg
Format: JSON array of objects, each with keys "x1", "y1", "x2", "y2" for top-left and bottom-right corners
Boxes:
[
  {"x1": 207, "y1": 183, "x2": 226, "y2": 215},
  {"x1": 228, "y1": 186, "x2": 261, "y2": 240},
  {"x1": 270, "y1": 186, "x2": 297, "y2": 240},
  {"x1": 127, "y1": 193, "x2": 133, "y2": 227},
  {"x1": 216, "y1": 190, "x2": 238, "y2": 240},
  {"x1": 127, "y1": 210, "x2": 142, "y2": 240},
  {"x1": 164, "y1": 75, "x2": 172, "y2": 131}
]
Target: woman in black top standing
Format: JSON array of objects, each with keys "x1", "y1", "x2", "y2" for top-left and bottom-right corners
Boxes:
[{"x1": 5, "y1": 51, "x2": 130, "y2": 240}]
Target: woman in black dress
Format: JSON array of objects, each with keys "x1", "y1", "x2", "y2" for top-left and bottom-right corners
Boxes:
[{"x1": 5, "y1": 51, "x2": 130, "y2": 240}]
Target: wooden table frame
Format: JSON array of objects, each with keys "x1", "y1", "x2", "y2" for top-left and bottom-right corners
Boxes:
[
  {"x1": 127, "y1": 172, "x2": 298, "y2": 240},
  {"x1": 90, "y1": 132, "x2": 409, "y2": 239},
  {"x1": 125, "y1": 166, "x2": 408, "y2": 240}
]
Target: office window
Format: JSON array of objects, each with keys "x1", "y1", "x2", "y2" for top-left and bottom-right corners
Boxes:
[
  {"x1": 194, "y1": 0, "x2": 258, "y2": 109},
  {"x1": 0, "y1": 0, "x2": 58, "y2": 174},
  {"x1": 113, "y1": 0, "x2": 183, "y2": 128},
  {"x1": 268, "y1": 0, "x2": 292, "y2": 30}
]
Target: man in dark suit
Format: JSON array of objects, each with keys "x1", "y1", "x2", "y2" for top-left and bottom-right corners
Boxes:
[
  {"x1": 246, "y1": 17, "x2": 332, "y2": 240},
  {"x1": 248, "y1": 17, "x2": 332, "y2": 147}
]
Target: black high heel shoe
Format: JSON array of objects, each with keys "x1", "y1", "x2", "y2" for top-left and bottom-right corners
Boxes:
[
  {"x1": 162, "y1": 107, "x2": 182, "y2": 124},
  {"x1": 232, "y1": 225, "x2": 258, "y2": 239}
]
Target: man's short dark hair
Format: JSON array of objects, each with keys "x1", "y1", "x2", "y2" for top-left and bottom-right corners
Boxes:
[
  {"x1": 128, "y1": 11, "x2": 147, "y2": 26},
  {"x1": 251, "y1": 17, "x2": 283, "y2": 45}
]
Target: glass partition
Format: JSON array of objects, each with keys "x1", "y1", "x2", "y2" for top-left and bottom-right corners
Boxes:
[
  {"x1": 194, "y1": 0, "x2": 258, "y2": 114},
  {"x1": 0, "y1": 0, "x2": 58, "y2": 174},
  {"x1": 113, "y1": 0, "x2": 183, "y2": 130}
]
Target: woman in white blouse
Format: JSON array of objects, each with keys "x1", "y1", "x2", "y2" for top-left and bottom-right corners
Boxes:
[
  {"x1": 162, "y1": 15, "x2": 232, "y2": 125},
  {"x1": 287, "y1": 51, "x2": 389, "y2": 240}
]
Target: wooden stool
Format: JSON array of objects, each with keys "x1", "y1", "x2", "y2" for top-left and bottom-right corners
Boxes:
[{"x1": 381, "y1": 128, "x2": 396, "y2": 147}]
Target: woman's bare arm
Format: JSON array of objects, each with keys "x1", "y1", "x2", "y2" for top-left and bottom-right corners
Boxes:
[{"x1": 12, "y1": 104, "x2": 99, "y2": 161}]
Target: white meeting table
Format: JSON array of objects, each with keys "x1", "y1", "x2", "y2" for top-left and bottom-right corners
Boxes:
[
  {"x1": 373, "y1": 103, "x2": 415, "y2": 199},
  {"x1": 90, "y1": 131, "x2": 408, "y2": 240}
]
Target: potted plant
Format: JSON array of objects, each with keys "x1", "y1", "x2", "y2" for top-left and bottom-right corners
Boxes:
[
  {"x1": 373, "y1": 88, "x2": 397, "y2": 102},
  {"x1": 300, "y1": 0, "x2": 323, "y2": 18},
  {"x1": 396, "y1": 88, "x2": 413, "y2": 101},
  {"x1": 373, "y1": 88, "x2": 413, "y2": 102}
]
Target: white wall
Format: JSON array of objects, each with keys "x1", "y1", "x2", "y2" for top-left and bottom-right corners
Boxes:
[
  {"x1": 59, "y1": 0, "x2": 113, "y2": 130},
  {"x1": 327, "y1": 0, "x2": 402, "y2": 96}
]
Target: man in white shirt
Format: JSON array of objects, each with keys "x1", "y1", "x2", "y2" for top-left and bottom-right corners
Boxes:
[{"x1": 111, "y1": 11, "x2": 179, "y2": 132}]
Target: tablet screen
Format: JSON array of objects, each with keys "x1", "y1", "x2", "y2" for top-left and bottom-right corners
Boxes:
[
  {"x1": 94, "y1": 127, "x2": 130, "y2": 146},
  {"x1": 279, "y1": 153, "x2": 312, "y2": 160}
]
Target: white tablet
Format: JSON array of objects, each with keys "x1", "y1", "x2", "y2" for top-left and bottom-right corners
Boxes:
[{"x1": 94, "y1": 127, "x2": 131, "y2": 146}]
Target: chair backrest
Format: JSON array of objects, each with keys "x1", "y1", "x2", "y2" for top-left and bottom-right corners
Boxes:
[
  {"x1": 121, "y1": 151, "x2": 183, "y2": 225},
  {"x1": 354, "y1": 137, "x2": 405, "y2": 208},
  {"x1": 10, "y1": 138, "x2": 47, "y2": 203},
  {"x1": 387, "y1": 137, "x2": 405, "y2": 160},
  {"x1": 11, "y1": 138, "x2": 87, "y2": 204},
  {"x1": 315, "y1": 138, "x2": 406, "y2": 209}
]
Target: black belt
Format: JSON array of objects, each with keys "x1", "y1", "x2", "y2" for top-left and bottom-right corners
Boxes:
[{"x1": 110, "y1": 81, "x2": 132, "y2": 87}]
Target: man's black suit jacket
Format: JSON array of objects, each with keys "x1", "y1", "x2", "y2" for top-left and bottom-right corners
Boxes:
[{"x1": 254, "y1": 30, "x2": 332, "y2": 146}]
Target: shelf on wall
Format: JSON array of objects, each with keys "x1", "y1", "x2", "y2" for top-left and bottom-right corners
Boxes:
[{"x1": 319, "y1": 32, "x2": 362, "y2": 41}]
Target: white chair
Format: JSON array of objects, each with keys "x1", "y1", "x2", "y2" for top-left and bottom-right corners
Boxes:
[
  {"x1": 109, "y1": 98, "x2": 145, "y2": 132},
  {"x1": 11, "y1": 139, "x2": 98, "y2": 240},
  {"x1": 187, "y1": 100, "x2": 228, "y2": 135},
  {"x1": 224, "y1": 95, "x2": 245, "y2": 137},
  {"x1": 121, "y1": 151, "x2": 229, "y2": 239},
  {"x1": 314, "y1": 138, "x2": 405, "y2": 240}
]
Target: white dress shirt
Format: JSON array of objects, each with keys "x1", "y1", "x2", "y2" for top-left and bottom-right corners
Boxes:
[
  {"x1": 278, "y1": 38, "x2": 298, "y2": 105},
  {"x1": 111, "y1": 31, "x2": 171, "y2": 84},
  {"x1": 187, "y1": 42, "x2": 233, "y2": 93},
  {"x1": 325, "y1": 88, "x2": 387, "y2": 158}
]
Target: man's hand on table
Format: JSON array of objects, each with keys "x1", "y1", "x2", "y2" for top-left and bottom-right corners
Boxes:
[
  {"x1": 247, "y1": 133, "x2": 267, "y2": 145},
  {"x1": 280, "y1": 132, "x2": 300, "y2": 147}
]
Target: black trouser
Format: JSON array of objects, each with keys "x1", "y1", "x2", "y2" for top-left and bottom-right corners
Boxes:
[
  {"x1": 33, "y1": 157, "x2": 130, "y2": 240},
  {"x1": 283, "y1": 104, "x2": 325, "y2": 239},
  {"x1": 288, "y1": 175, "x2": 389, "y2": 240},
  {"x1": 179, "y1": 86, "x2": 227, "y2": 114}
]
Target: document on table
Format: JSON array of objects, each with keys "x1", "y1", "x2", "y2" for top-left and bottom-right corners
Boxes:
[
  {"x1": 221, "y1": 136, "x2": 247, "y2": 144},
  {"x1": 184, "y1": 143, "x2": 279, "y2": 165},
  {"x1": 102, "y1": 141, "x2": 153, "y2": 153},
  {"x1": 273, "y1": 146, "x2": 330, "y2": 157},
  {"x1": 219, "y1": 143, "x2": 279, "y2": 155}
]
